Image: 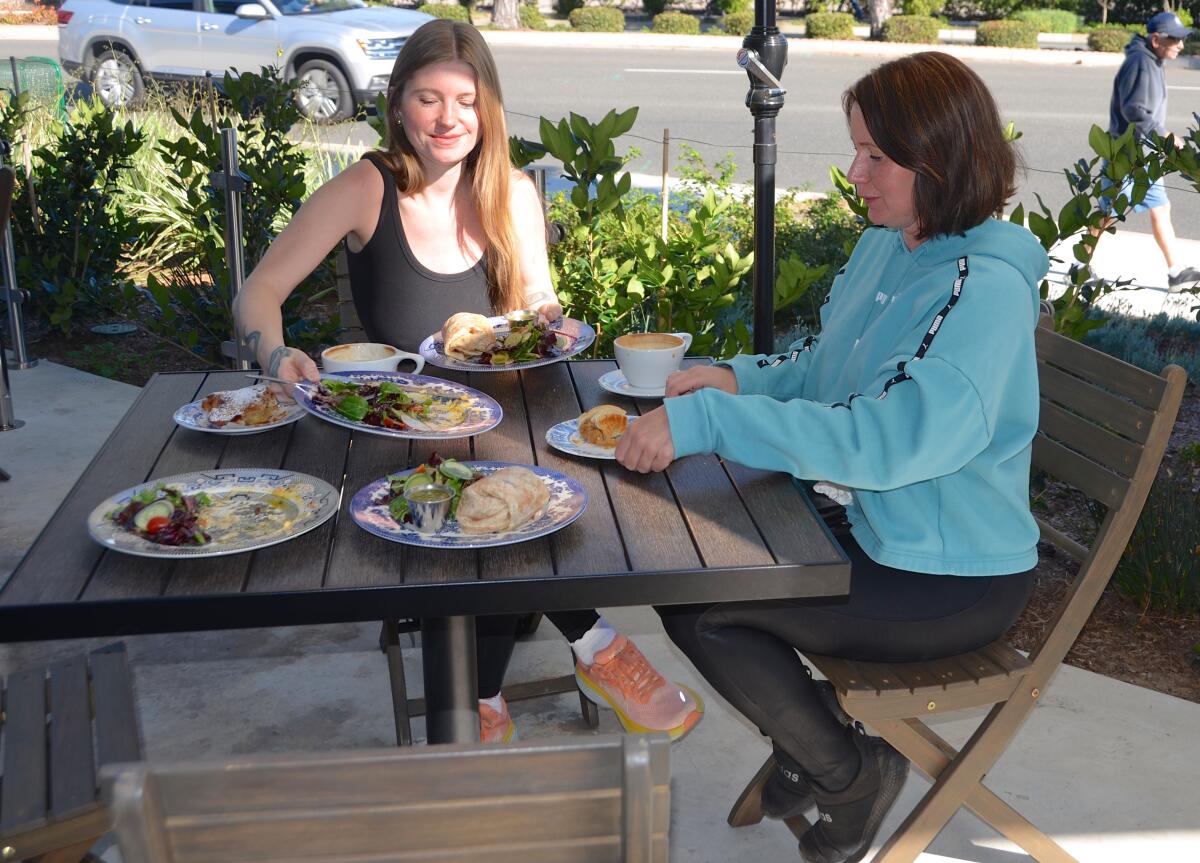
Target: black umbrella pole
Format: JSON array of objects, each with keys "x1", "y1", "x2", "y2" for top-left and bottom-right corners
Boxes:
[{"x1": 753, "y1": 117, "x2": 776, "y2": 355}]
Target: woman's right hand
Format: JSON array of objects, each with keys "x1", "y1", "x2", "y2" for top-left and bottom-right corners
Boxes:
[
  {"x1": 259, "y1": 345, "x2": 319, "y2": 401},
  {"x1": 665, "y1": 365, "x2": 738, "y2": 398}
]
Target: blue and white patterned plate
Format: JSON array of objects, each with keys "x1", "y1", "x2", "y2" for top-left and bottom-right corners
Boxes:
[
  {"x1": 351, "y1": 461, "x2": 588, "y2": 549},
  {"x1": 292, "y1": 372, "x2": 502, "y2": 440},
  {"x1": 545, "y1": 416, "x2": 635, "y2": 461},
  {"x1": 419, "y1": 316, "x2": 596, "y2": 372},
  {"x1": 173, "y1": 396, "x2": 305, "y2": 435},
  {"x1": 87, "y1": 469, "x2": 338, "y2": 559}
]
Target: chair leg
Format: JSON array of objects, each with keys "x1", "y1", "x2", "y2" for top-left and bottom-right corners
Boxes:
[
  {"x1": 871, "y1": 690, "x2": 1072, "y2": 863},
  {"x1": 876, "y1": 718, "x2": 1078, "y2": 863},
  {"x1": 29, "y1": 837, "x2": 100, "y2": 863},
  {"x1": 728, "y1": 753, "x2": 773, "y2": 827},
  {"x1": 579, "y1": 688, "x2": 600, "y2": 728},
  {"x1": 382, "y1": 619, "x2": 413, "y2": 746}
]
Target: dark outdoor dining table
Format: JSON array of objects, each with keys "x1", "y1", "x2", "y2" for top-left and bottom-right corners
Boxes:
[{"x1": 0, "y1": 358, "x2": 850, "y2": 743}]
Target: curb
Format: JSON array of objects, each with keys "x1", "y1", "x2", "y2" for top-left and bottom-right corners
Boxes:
[{"x1": 1, "y1": 23, "x2": 1124, "y2": 66}]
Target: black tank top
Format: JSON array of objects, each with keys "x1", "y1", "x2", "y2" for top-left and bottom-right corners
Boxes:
[{"x1": 346, "y1": 153, "x2": 492, "y2": 353}]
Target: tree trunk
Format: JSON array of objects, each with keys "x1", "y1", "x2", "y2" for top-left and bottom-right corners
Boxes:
[
  {"x1": 493, "y1": 0, "x2": 521, "y2": 30},
  {"x1": 867, "y1": 0, "x2": 893, "y2": 40}
]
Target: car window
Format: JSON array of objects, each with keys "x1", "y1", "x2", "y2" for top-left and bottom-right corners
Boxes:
[
  {"x1": 208, "y1": 0, "x2": 244, "y2": 12},
  {"x1": 276, "y1": 0, "x2": 363, "y2": 15},
  {"x1": 137, "y1": 0, "x2": 198, "y2": 9}
]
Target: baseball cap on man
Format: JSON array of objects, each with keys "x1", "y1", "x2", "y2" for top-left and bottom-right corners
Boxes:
[{"x1": 1147, "y1": 11, "x2": 1192, "y2": 39}]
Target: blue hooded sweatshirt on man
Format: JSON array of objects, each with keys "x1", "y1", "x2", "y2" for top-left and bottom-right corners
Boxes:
[
  {"x1": 1110, "y1": 34, "x2": 1169, "y2": 139},
  {"x1": 665, "y1": 219, "x2": 1049, "y2": 577}
]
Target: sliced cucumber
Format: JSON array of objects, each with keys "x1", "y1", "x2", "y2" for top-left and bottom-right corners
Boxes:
[
  {"x1": 133, "y1": 499, "x2": 173, "y2": 531},
  {"x1": 438, "y1": 459, "x2": 475, "y2": 481},
  {"x1": 403, "y1": 472, "x2": 437, "y2": 492}
]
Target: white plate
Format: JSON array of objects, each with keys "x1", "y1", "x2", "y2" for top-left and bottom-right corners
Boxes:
[
  {"x1": 598, "y1": 369, "x2": 665, "y2": 399},
  {"x1": 419, "y1": 316, "x2": 596, "y2": 372},
  {"x1": 545, "y1": 416, "x2": 635, "y2": 460},
  {"x1": 350, "y1": 461, "x2": 587, "y2": 549},
  {"x1": 292, "y1": 372, "x2": 502, "y2": 440},
  {"x1": 87, "y1": 469, "x2": 339, "y2": 559},
  {"x1": 173, "y1": 396, "x2": 305, "y2": 435}
]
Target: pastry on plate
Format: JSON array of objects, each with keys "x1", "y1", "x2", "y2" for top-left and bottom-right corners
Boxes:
[
  {"x1": 577, "y1": 404, "x2": 628, "y2": 448},
  {"x1": 441, "y1": 312, "x2": 495, "y2": 361},
  {"x1": 201, "y1": 384, "x2": 284, "y2": 428},
  {"x1": 456, "y1": 467, "x2": 549, "y2": 533}
]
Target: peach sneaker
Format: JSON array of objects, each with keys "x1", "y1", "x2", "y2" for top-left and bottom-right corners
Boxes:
[
  {"x1": 479, "y1": 696, "x2": 516, "y2": 743},
  {"x1": 575, "y1": 635, "x2": 703, "y2": 741}
]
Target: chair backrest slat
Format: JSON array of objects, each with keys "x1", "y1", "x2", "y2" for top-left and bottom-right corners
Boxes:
[
  {"x1": 0, "y1": 668, "x2": 48, "y2": 835},
  {"x1": 47, "y1": 657, "x2": 96, "y2": 819},
  {"x1": 1031, "y1": 434, "x2": 1129, "y2": 510},
  {"x1": 1037, "y1": 362, "x2": 1156, "y2": 444},
  {"x1": 103, "y1": 735, "x2": 670, "y2": 863},
  {"x1": 1036, "y1": 325, "x2": 1167, "y2": 409},
  {"x1": 1038, "y1": 398, "x2": 1143, "y2": 478}
]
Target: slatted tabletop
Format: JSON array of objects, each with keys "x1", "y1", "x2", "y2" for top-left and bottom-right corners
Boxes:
[{"x1": 0, "y1": 360, "x2": 850, "y2": 643}]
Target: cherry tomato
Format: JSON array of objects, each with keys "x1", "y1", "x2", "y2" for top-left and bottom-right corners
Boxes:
[{"x1": 145, "y1": 515, "x2": 169, "y2": 533}]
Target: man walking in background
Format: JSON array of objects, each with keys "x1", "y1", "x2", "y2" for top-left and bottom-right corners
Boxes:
[{"x1": 1101, "y1": 11, "x2": 1200, "y2": 292}]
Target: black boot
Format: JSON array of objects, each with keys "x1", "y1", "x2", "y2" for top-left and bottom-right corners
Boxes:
[
  {"x1": 762, "y1": 681, "x2": 851, "y2": 819},
  {"x1": 798, "y1": 726, "x2": 908, "y2": 863}
]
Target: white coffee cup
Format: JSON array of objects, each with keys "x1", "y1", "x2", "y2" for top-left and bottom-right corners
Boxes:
[
  {"x1": 613, "y1": 331, "x2": 693, "y2": 391},
  {"x1": 320, "y1": 342, "x2": 425, "y2": 375}
]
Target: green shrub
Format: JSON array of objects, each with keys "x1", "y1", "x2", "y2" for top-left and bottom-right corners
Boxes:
[
  {"x1": 1012, "y1": 8, "x2": 1080, "y2": 33},
  {"x1": 569, "y1": 6, "x2": 625, "y2": 31},
  {"x1": 651, "y1": 11, "x2": 699, "y2": 33},
  {"x1": 555, "y1": 0, "x2": 584, "y2": 16},
  {"x1": 723, "y1": 8, "x2": 754, "y2": 35},
  {"x1": 902, "y1": 0, "x2": 942, "y2": 15},
  {"x1": 1088, "y1": 27, "x2": 1133, "y2": 52},
  {"x1": 642, "y1": 0, "x2": 670, "y2": 17},
  {"x1": 1112, "y1": 476, "x2": 1200, "y2": 615},
  {"x1": 1082, "y1": 309, "x2": 1200, "y2": 382},
  {"x1": 881, "y1": 15, "x2": 941, "y2": 43},
  {"x1": 975, "y1": 20, "x2": 1039, "y2": 49},
  {"x1": 417, "y1": 3, "x2": 470, "y2": 22},
  {"x1": 518, "y1": 2, "x2": 548, "y2": 29},
  {"x1": 713, "y1": 0, "x2": 750, "y2": 13},
  {"x1": 1082, "y1": 21, "x2": 1144, "y2": 35},
  {"x1": 806, "y1": 12, "x2": 856, "y2": 40}
]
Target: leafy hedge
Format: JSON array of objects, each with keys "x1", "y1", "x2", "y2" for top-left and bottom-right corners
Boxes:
[
  {"x1": 975, "y1": 20, "x2": 1039, "y2": 49},
  {"x1": 1088, "y1": 28, "x2": 1134, "y2": 52},
  {"x1": 723, "y1": 9, "x2": 754, "y2": 35},
  {"x1": 1011, "y1": 9, "x2": 1080, "y2": 33},
  {"x1": 569, "y1": 6, "x2": 625, "y2": 31},
  {"x1": 713, "y1": 0, "x2": 750, "y2": 12},
  {"x1": 806, "y1": 12, "x2": 856, "y2": 40},
  {"x1": 555, "y1": 0, "x2": 583, "y2": 15},
  {"x1": 651, "y1": 11, "x2": 699, "y2": 34},
  {"x1": 519, "y1": 3, "x2": 548, "y2": 30},
  {"x1": 881, "y1": 15, "x2": 941, "y2": 43},
  {"x1": 902, "y1": 0, "x2": 943, "y2": 16},
  {"x1": 416, "y1": 3, "x2": 470, "y2": 22},
  {"x1": 642, "y1": 0, "x2": 670, "y2": 17}
]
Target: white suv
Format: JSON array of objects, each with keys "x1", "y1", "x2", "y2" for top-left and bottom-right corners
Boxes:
[{"x1": 57, "y1": 0, "x2": 431, "y2": 122}]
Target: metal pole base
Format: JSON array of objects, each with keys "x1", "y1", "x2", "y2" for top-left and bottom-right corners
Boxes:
[
  {"x1": 420, "y1": 615, "x2": 479, "y2": 744},
  {"x1": 6, "y1": 358, "x2": 36, "y2": 370},
  {"x1": 1, "y1": 419, "x2": 24, "y2": 432}
]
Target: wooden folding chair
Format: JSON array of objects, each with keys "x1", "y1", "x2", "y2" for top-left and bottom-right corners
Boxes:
[
  {"x1": 1, "y1": 643, "x2": 143, "y2": 863},
  {"x1": 102, "y1": 734, "x2": 670, "y2": 863},
  {"x1": 728, "y1": 321, "x2": 1187, "y2": 863}
]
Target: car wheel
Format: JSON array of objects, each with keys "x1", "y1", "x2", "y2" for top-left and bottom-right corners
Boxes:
[
  {"x1": 295, "y1": 59, "x2": 353, "y2": 124},
  {"x1": 91, "y1": 48, "x2": 144, "y2": 109}
]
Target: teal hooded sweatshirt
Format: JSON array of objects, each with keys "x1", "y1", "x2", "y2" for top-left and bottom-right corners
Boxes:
[{"x1": 665, "y1": 219, "x2": 1049, "y2": 576}]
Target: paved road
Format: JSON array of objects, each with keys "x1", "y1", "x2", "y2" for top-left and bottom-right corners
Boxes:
[{"x1": 11, "y1": 34, "x2": 1200, "y2": 239}]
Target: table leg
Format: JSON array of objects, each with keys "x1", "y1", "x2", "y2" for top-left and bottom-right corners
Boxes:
[{"x1": 421, "y1": 615, "x2": 479, "y2": 744}]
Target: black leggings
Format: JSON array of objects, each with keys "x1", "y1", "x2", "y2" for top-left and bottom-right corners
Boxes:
[
  {"x1": 656, "y1": 521, "x2": 1033, "y2": 790},
  {"x1": 475, "y1": 609, "x2": 599, "y2": 698}
]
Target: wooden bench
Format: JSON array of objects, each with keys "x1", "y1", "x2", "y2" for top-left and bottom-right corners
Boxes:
[
  {"x1": 102, "y1": 733, "x2": 670, "y2": 863},
  {"x1": 1, "y1": 643, "x2": 142, "y2": 863},
  {"x1": 727, "y1": 320, "x2": 1187, "y2": 863}
]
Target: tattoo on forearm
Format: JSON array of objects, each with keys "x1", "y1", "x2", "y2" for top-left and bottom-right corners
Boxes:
[{"x1": 267, "y1": 345, "x2": 292, "y2": 376}]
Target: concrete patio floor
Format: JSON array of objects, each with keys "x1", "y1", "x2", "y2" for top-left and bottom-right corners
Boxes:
[{"x1": 2, "y1": 302, "x2": 1198, "y2": 861}]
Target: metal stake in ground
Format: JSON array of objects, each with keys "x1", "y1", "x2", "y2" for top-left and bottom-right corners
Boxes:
[
  {"x1": 738, "y1": 8, "x2": 788, "y2": 354},
  {"x1": 210, "y1": 128, "x2": 252, "y2": 371},
  {"x1": 0, "y1": 155, "x2": 36, "y2": 370}
]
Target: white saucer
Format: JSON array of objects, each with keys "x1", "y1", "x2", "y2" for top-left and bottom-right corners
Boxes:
[{"x1": 598, "y1": 369, "x2": 665, "y2": 399}]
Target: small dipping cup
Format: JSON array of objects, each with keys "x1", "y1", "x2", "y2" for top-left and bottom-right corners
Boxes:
[
  {"x1": 403, "y1": 485, "x2": 454, "y2": 534},
  {"x1": 505, "y1": 309, "x2": 538, "y2": 326}
]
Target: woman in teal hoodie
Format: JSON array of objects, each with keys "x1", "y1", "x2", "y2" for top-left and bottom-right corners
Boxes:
[{"x1": 617, "y1": 53, "x2": 1049, "y2": 863}]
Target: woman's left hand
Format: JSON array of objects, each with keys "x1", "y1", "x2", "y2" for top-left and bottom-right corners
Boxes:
[
  {"x1": 535, "y1": 301, "x2": 563, "y2": 323},
  {"x1": 615, "y1": 406, "x2": 676, "y2": 473}
]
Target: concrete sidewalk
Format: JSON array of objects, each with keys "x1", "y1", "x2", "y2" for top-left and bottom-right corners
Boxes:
[{"x1": 2, "y1": 261, "x2": 1198, "y2": 862}]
